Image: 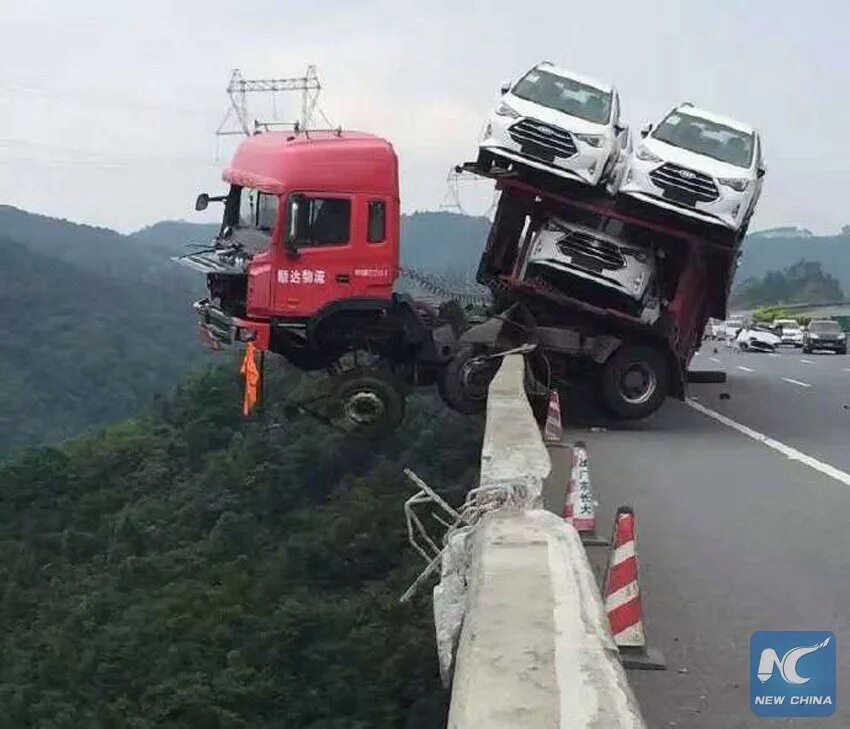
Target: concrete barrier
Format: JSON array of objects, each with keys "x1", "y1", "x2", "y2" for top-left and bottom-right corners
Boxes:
[{"x1": 443, "y1": 354, "x2": 647, "y2": 729}]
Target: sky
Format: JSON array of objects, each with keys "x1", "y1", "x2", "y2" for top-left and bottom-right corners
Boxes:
[{"x1": 2, "y1": 0, "x2": 849, "y2": 234}]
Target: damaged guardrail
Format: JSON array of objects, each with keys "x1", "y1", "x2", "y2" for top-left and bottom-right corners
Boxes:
[{"x1": 412, "y1": 355, "x2": 647, "y2": 728}]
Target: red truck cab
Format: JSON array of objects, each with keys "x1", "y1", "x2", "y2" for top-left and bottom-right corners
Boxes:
[{"x1": 223, "y1": 131, "x2": 400, "y2": 321}]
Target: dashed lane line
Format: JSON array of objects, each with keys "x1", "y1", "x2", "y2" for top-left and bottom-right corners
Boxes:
[
  {"x1": 782, "y1": 377, "x2": 812, "y2": 388},
  {"x1": 799, "y1": 358, "x2": 816, "y2": 364},
  {"x1": 710, "y1": 357, "x2": 721, "y2": 364},
  {"x1": 686, "y1": 399, "x2": 850, "y2": 487},
  {"x1": 737, "y1": 366, "x2": 754, "y2": 372}
]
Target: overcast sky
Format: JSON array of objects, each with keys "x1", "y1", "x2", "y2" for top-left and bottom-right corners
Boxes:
[{"x1": 2, "y1": 0, "x2": 849, "y2": 233}]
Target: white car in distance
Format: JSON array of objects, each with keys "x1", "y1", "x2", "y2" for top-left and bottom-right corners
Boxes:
[
  {"x1": 478, "y1": 62, "x2": 627, "y2": 187},
  {"x1": 773, "y1": 318, "x2": 803, "y2": 347},
  {"x1": 617, "y1": 103, "x2": 765, "y2": 235}
]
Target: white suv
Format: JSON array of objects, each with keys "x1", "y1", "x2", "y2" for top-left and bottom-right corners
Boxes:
[
  {"x1": 617, "y1": 104, "x2": 765, "y2": 234},
  {"x1": 521, "y1": 218, "x2": 658, "y2": 320},
  {"x1": 478, "y1": 62, "x2": 626, "y2": 187}
]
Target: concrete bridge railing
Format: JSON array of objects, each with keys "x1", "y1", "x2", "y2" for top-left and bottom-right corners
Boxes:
[{"x1": 436, "y1": 354, "x2": 647, "y2": 729}]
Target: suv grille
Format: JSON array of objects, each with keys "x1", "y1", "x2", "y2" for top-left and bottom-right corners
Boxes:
[
  {"x1": 557, "y1": 229, "x2": 625, "y2": 270},
  {"x1": 509, "y1": 118, "x2": 577, "y2": 160},
  {"x1": 649, "y1": 163, "x2": 719, "y2": 203}
]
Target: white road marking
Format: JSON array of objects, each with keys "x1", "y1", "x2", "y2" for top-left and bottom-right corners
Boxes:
[
  {"x1": 710, "y1": 357, "x2": 721, "y2": 364},
  {"x1": 782, "y1": 377, "x2": 812, "y2": 388},
  {"x1": 799, "y1": 358, "x2": 815, "y2": 364},
  {"x1": 768, "y1": 352, "x2": 780, "y2": 357},
  {"x1": 844, "y1": 368, "x2": 850, "y2": 373},
  {"x1": 737, "y1": 365, "x2": 754, "y2": 372},
  {"x1": 686, "y1": 399, "x2": 850, "y2": 487}
]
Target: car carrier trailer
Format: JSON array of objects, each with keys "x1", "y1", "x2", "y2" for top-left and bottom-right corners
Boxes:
[{"x1": 176, "y1": 127, "x2": 729, "y2": 435}]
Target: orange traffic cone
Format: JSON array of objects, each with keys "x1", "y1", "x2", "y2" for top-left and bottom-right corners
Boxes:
[{"x1": 602, "y1": 506, "x2": 666, "y2": 670}]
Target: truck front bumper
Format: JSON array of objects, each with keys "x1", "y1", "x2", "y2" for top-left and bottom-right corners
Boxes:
[{"x1": 194, "y1": 299, "x2": 270, "y2": 350}]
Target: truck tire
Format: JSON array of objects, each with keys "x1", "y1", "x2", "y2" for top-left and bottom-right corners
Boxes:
[
  {"x1": 329, "y1": 369, "x2": 406, "y2": 437},
  {"x1": 599, "y1": 345, "x2": 669, "y2": 420},
  {"x1": 437, "y1": 346, "x2": 500, "y2": 415}
]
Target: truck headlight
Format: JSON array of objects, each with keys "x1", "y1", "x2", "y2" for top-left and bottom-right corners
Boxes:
[
  {"x1": 575, "y1": 133, "x2": 604, "y2": 148},
  {"x1": 718, "y1": 177, "x2": 750, "y2": 192},
  {"x1": 494, "y1": 102, "x2": 520, "y2": 118},
  {"x1": 635, "y1": 145, "x2": 662, "y2": 163},
  {"x1": 839, "y1": 333, "x2": 847, "y2": 341}
]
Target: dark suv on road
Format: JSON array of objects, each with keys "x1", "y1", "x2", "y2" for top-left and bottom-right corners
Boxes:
[{"x1": 802, "y1": 320, "x2": 847, "y2": 354}]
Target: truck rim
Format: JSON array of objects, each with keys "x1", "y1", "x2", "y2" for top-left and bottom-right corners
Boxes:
[
  {"x1": 343, "y1": 390, "x2": 386, "y2": 425},
  {"x1": 618, "y1": 362, "x2": 657, "y2": 406},
  {"x1": 461, "y1": 357, "x2": 497, "y2": 401}
]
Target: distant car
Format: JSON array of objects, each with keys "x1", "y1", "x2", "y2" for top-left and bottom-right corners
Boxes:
[
  {"x1": 724, "y1": 317, "x2": 745, "y2": 341},
  {"x1": 478, "y1": 61, "x2": 628, "y2": 187},
  {"x1": 616, "y1": 103, "x2": 765, "y2": 234},
  {"x1": 707, "y1": 319, "x2": 726, "y2": 339},
  {"x1": 802, "y1": 320, "x2": 847, "y2": 354},
  {"x1": 773, "y1": 318, "x2": 803, "y2": 347},
  {"x1": 736, "y1": 325, "x2": 781, "y2": 352}
]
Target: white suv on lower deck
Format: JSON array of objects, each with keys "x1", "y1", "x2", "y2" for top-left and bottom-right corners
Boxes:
[
  {"x1": 521, "y1": 218, "x2": 658, "y2": 320},
  {"x1": 617, "y1": 104, "x2": 765, "y2": 234},
  {"x1": 478, "y1": 62, "x2": 627, "y2": 187}
]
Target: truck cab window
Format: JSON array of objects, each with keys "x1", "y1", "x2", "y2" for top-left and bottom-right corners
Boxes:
[
  {"x1": 291, "y1": 196, "x2": 351, "y2": 246},
  {"x1": 238, "y1": 188, "x2": 279, "y2": 231},
  {"x1": 368, "y1": 200, "x2": 386, "y2": 243}
]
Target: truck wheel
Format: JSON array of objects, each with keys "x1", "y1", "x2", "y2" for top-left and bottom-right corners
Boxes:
[
  {"x1": 329, "y1": 369, "x2": 406, "y2": 437},
  {"x1": 437, "y1": 346, "x2": 500, "y2": 415},
  {"x1": 600, "y1": 345, "x2": 669, "y2": 420}
]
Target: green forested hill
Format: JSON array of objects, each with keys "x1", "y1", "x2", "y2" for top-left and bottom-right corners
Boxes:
[
  {"x1": 0, "y1": 363, "x2": 483, "y2": 727},
  {"x1": 0, "y1": 235, "x2": 206, "y2": 453}
]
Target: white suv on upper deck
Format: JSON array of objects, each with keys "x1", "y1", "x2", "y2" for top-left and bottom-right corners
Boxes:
[
  {"x1": 617, "y1": 104, "x2": 765, "y2": 234},
  {"x1": 478, "y1": 62, "x2": 626, "y2": 187}
]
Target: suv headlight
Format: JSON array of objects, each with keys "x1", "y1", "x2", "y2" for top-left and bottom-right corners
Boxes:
[
  {"x1": 718, "y1": 177, "x2": 750, "y2": 192},
  {"x1": 838, "y1": 333, "x2": 847, "y2": 340},
  {"x1": 494, "y1": 102, "x2": 520, "y2": 118},
  {"x1": 574, "y1": 133, "x2": 604, "y2": 148},
  {"x1": 635, "y1": 145, "x2": 662, "y2": 163}
]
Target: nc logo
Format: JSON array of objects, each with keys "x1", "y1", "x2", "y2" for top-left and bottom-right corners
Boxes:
[
  {"x1": 756, "y1": 637, "x2": 831, "y2": 684},
  {"x1": 750, "y1": 631, "x2": 836, "y2": 718}
]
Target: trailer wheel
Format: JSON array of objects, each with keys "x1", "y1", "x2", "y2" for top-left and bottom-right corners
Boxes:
[
  {"x1": 329, "y1": 369, "x2": 406, "y2": 437},
  {"x1": 438, "y1": 346, "x2": 500, "y2": 415},
  {"x1": 600, "y1": 345, "x2": 669, "y2": 420}
]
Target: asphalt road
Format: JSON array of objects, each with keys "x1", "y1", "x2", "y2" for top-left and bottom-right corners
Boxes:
[{"x1": 553, "y1": 342, "x2": 850, "y2": 728}]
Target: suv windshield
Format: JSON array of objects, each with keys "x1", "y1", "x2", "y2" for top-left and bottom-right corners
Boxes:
[
  {"x1": 810, "y1": 321, "x2": 840, "y2": 333},
  {"x1": 652, "y1": 111, "x2": 754, "y2": 168},
  {"x1": 511, "y1": 68, "x2": 612, "y2": 124}
]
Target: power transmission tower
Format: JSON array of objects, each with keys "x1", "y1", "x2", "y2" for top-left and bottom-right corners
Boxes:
[{"x1": 215, "y1": 65, "x2": 329, "y2": 139}]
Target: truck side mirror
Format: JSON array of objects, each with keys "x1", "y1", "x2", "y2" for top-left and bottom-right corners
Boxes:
[
  {"x1": 640, "y1": 123, "x2": 653, "y2": 138},
  {"x1": 195, "y1": 193, "x2": 210, "y2": 211},
  {"x1": 500, "y1": 79, "x2": 511, "y2": 95}
]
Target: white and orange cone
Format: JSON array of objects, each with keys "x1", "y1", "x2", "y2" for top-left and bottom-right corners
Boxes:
[
  {"x1": 602, "y1": 506, "x2": 666, "y2": 670},
  {"x1": 562, "y1": 442, "x2": 607, "y2": 546},
  {"x1": 543, "y1": 389, "x2": 563, "y2": 442}
]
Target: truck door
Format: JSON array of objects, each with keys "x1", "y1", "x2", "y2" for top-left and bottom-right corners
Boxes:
[{"x1": 274, "y1": 192, "x2": 355, "y2": 317}]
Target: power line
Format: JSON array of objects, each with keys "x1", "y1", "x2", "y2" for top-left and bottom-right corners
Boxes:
[{"x1": 0, "y1": 78, "x2": 215, "y2": 116}]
